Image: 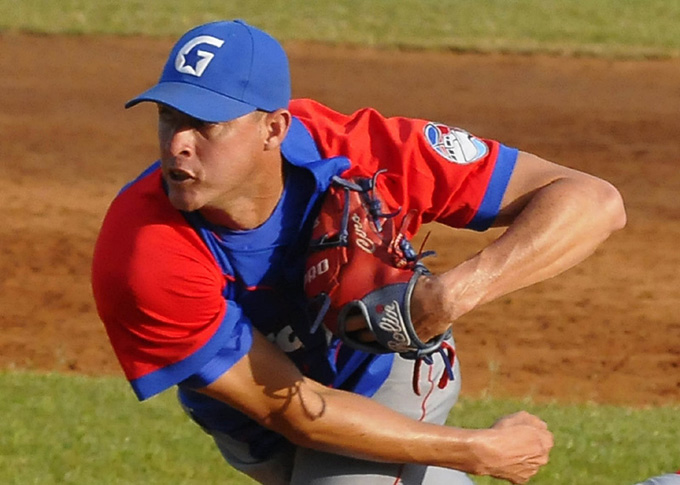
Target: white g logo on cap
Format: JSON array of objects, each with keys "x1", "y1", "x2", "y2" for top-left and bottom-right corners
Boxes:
[{"x1": 175, "y1": 35, "x2": 225, "y2": 77}]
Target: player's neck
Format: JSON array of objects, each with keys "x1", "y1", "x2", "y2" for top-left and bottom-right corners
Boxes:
[{"x1": 200, "y1": 162, "x2": 286, "y2": 231}]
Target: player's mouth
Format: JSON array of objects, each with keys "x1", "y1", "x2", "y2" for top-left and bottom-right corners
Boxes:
[{"x1": 166, "y1": 167, "x2": 195, "y2": 183}]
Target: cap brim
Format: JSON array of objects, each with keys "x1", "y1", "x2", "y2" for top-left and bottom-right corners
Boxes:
[{"x1": 125, "y1": 82, "x2": 256, "y2": 123}]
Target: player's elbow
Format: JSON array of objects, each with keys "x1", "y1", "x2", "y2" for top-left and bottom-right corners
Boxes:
[{"x1": 593, "y1": 178, "x2": 627, "y2": 234}]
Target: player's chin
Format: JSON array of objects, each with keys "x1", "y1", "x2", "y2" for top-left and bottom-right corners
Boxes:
[{"x1": 166, "y1": 187, "x2": 203, "y2": 213}]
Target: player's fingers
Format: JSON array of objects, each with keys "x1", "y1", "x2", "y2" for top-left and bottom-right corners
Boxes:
[
  {"x1": 507, "y1": 455, "x2": 549, "y2": 484},
  {"x1": 344, "y1": 315, "x2": 376, "y2": 342},
  {"x1": 539, "y1": 428, "x2": 555, "y2": 454},
  {"x1": 344, "y1": 314, "x2": 367, "y2": 332},
  {"x1": 493, "y1": 411, "x2": 549, "y2": 431},
  {"x1": 524, "y1": 415, "x2": 549, "y2": 431}
]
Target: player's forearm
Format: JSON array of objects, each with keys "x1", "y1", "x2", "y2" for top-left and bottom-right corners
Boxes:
[
  {"x1": 266, "y1": 381, "x2": 552, "y2": 482},
  {"x1": 199, "y1": 337, "x2": 475, "y2": 469},
  {"x1": 438, "y1": 172, "x2": 626, "y2": 320},
  {"x1": 272, "y1": 378, "x2": 478, "y2": 467},
  {"x1": 199, "y1": 333, "x2": 552, "y2": 482}
]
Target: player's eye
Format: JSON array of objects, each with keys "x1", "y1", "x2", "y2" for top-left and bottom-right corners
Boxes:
[
  {"x1": 195, "y1": 120, "x2": 220, "y2": 137},
  {"x1": 157, "y1": 105, "x2": 178, "y2": 124},
  {"x1": 157, "y1": 105, "x2": 212, "y2": 132}
]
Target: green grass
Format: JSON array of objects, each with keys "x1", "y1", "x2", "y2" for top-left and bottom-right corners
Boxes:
[
  {"x1": 1, "y1": 371, "x2": 677, "y2": 484},
  {"x1": 0, "y1": 371, "x2": 254, "y2": 485},
  {"x1": 0, "y1": 0, "x2": 679, "y2": 57}
]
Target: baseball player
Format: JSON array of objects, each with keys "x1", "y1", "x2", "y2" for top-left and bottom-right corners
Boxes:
[{"x1": 91, "y1": 20, "x2": 625, "y2": 484}]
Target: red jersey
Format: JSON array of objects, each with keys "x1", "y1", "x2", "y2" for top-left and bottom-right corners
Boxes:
[{"x1": 92, "y1": 99, "x2": 518, "y2": 403}]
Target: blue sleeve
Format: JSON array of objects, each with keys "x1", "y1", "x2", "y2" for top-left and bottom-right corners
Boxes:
[
  {"x1": 130, "y1": 301, "x2": 253, "y2": 400},
  {"x1": 466, "y1": 145, "x2": 519, "y2": 231}
]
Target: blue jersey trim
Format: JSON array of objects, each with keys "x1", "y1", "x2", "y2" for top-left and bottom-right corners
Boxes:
[
  {"x1": 466, "y1": 145, "x2": 519, "y2": 231},
  {"x1": 352, "y1": 354, "x2": 394, "y2": 397},
  {"x1": 282, "y1": 117, "x2": 323, "y2": 164},
  {"x1": 282, "y1": 117, "x2": 350, "y2": 193},
  {"x1": 118, "y1": 161, "x2": 161, "y2": 196},
  {"x1": 130, "y1": 305, "x2": 253, "y2": 401}
]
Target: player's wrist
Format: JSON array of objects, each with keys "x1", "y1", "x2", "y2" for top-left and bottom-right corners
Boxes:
[
  {"x1": 410, "y1": 274, "x2": 455, "y2": 341},
  {"x1": 436, "y1": 256, "x2": 492, "y2": 320},
  {"x1": 435, "y1": 427, "x2": 497, "y2": 477}
]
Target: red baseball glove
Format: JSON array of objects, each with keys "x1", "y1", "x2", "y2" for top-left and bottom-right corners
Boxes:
[{"x1": 304, "y1": 170, "x2": 455, "y2": 391}]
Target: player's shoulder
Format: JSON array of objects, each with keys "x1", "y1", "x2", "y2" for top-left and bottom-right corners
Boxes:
[
  {"x1": 288, "y1": 98, "x2": 505, "y2": 184},
  {"x1": 101, "y1": 164, "x2": 193, "y2": 238},
  {"x1": 92, "y1": 163, "x2": 223, "y2": 327},
  {"x1": 93, "y1": 164, "x2": 215, "y2": 277},
  {"x1": 289, "y1": 98, "x2": 393, "y2": 129},
  {"x1": 289, "y1": 98, "x2": 333, "y2": 118},
  {"x1": 289, "y1": 98, "x2": 423, "y2": 162},
  {"x1": 110, "y1": 164, "x2": 175, "y2": 221},
  {"x1": 289, "y1": 98, "x2": 492, "y2": 158}
]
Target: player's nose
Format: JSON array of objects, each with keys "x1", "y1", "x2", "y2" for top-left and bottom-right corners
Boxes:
[{"x1": 161, "y1": 124, "x2": 196, "y2": 159}]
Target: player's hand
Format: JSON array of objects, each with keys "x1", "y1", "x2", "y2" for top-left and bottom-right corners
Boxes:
[
  {"x1": 343, "y1": 313, "x2": 376, "y2": 343},
  {"x1": 344, "y1": 273, "x2": 455, "y2": 344},
  {"x1": 408, "y1": 273, "x2": 456, "y2": 342},
  {"x1": 491, "y1": 410, "x2": 549, "y2": 431},
  {"x1": 471, "y1": 411, "x2": 554, "y2": 484}
]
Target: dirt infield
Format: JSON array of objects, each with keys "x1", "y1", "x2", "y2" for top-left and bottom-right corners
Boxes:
[{"x1": 1, "y1": 33, "x2": 678, "y2": 407}]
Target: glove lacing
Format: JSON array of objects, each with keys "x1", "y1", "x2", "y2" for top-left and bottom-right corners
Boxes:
[{"x1": 412, "y1": 340, "x2": 456, "y2": 396}]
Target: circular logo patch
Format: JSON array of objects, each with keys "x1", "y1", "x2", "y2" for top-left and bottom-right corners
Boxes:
[{"x1": 423, "y1": 122, "x2": 489, "y2": 164}]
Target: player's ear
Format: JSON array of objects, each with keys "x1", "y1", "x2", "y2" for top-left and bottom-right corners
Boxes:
[{"x1": 263, "y1": 108, "x2": 291, "y2": 151}]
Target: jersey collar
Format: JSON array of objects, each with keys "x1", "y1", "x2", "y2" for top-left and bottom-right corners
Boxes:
[{"x1": 281, "y1": 116, "x2": 350, "y2": 193}]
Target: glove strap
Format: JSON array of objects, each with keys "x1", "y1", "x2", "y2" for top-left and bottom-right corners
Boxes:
[{"x1": 412, "y1": 341, "x2": 456, "y2": 395}]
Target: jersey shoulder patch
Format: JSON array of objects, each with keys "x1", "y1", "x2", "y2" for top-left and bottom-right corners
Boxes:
[{"x1": 423, "y1": 122, "x2": 489, "y2": 165}]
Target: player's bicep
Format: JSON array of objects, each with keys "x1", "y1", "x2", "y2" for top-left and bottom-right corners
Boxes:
[{"x1": 492, "y1": 151, "x2": 593, "y2": 227}]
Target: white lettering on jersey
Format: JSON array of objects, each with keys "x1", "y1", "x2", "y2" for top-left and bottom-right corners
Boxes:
[{"x1": 267, "y1": 325, "x2": 304, "y2": 353}]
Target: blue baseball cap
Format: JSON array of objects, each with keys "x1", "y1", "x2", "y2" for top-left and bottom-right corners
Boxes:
[{"x1": 125, "y1": 20, "x2": 291, "y2": 122}]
